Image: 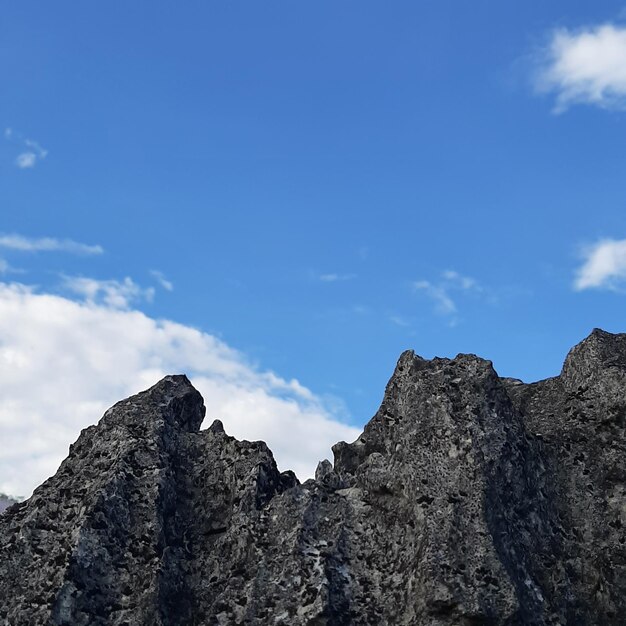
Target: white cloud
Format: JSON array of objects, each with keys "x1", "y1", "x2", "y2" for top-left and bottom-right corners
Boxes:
[
  {"x1": 413, "y1": 270, "x2": 484, "y2": 321},
  {"x1": 24, "y1": 138, "x2": 48, "y2": 159},
  {"x1": 150, "y1": 269, "x2": 174, "y2": 291},
  {"x1": 0, "y1": 234, "x2": 103, "y2": 255},
  {"x1": 0, "y1": 258, "x2": 23, "y2": 275},
  {"x1": 15, "y1": 152, "x2": 37, "y2": 169},
  {"x1": 0, "y1": 281, "x2": 360, "y2": 497},
  {"x1": 535, "y1": 23, "x2": 626, "y2": 112},
  {"x1": 442, "y1": 269, "x2": 480, "y2": 291},
  {"x1": 389, "y1": 314, "x2": 410, "y2": 328},
  {"x1": 317, "y1": 273, "x2": 356, "y2": 282},
  {"x1": 414, "y1": 280, "x2": 457, "y2": 315},
  {"x1": 574, "y1": 238, "x2": 626, "y2": 290},
  {"x1": 62, "y1": 275, "x2": 155, "y2": 309},
  {"x1": 6, "y1": 131, "x2": 48, "y2": 168}
]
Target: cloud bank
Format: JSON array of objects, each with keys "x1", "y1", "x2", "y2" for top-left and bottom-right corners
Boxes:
[
  {"x1": 574, "y1": 238, "x2": 626, "y2": 290},
  {"x1": 0, "y1": 282, "x2": 360, "y2": 497},
  {"x1": 535, "y1": 23, "x2": 626, "y2": 112}
]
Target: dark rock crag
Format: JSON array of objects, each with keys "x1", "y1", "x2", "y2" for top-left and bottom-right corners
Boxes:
[{"x1": 1, "y1": 329, "x2": 625, "y2": 625}]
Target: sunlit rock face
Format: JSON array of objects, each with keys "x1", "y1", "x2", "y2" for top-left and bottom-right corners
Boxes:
[{"x1": 1, "y1": 330, "x2": 625, "y2": 625}]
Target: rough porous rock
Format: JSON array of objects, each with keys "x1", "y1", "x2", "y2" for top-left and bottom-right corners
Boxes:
[{"x1": 1, "y1": 330, "x2": 625, "y2": 624}]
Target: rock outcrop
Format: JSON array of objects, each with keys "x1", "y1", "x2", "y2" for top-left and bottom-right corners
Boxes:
[{"x1": 1, "y1": 329, "x2": 625, "y2": 625}]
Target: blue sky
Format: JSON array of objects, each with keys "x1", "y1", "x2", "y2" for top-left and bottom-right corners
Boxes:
[{"x1": 3, "y1": 2, "x2": 626, "y2": 495}]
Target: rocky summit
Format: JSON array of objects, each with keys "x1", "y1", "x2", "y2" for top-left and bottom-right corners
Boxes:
[{"x1": 1, "y1": 329, "x2": 625, "y2": 625}]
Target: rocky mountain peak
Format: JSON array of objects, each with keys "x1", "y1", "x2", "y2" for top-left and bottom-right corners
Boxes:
[
  {"x1": 561, "y1": 328, "x2": 626, "y2": 388},
  {"x1": 113, "y1": 373, "x2": 206, "y2": 432},
  {"x1": 1, "y1": 330, "x2": 625, "y2": 624}
]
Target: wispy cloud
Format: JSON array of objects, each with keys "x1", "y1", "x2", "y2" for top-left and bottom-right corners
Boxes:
[
  {"x1": 0, "y1": 258, "x2": 24, "y2": 276},
  {"x1": 414, "y1": 280, "x2": 457, "y2": 315},
  {"x1": 0, "y1": 234, "x2": 103, "y2": 255},
  {"x1": 5, "y1": 129, "x2": 48, "y2": 168},
  {"x1": 389, "y1": 314, "x2": 411, "y2": 328},
  {"x1": 317, "y1": 273, "x2": 356, "y2": 283},
  {"x1": 413, "y1": 270, "x2": 485, "y2": 324},
  {"x1": 62, "y1": 276, "x2": 155, "y2": 309},
  {"x1": 15, "y1": 153, "x2": 37, "y2": 169},
  {"x1": 574, "y1": 238, "x2": 626, "y2": 291},
  {"x1": 441, "y1": 269, "x2": 480, "y2": 290},
  {"x1": 150, "y1": 270, "x2": 174, "y2": 291},
  {"x1": 534, "y1": 22, "x2": 626, "y2": 112}
]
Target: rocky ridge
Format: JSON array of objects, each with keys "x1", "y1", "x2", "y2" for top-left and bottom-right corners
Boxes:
[{"x1": 1, "y1": 329, "x2": 625, "y2": 624}]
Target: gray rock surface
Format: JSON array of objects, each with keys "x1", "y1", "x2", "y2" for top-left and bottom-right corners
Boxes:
[{"x1": 1, "y1": 330, "x2": 625, "y2": 624}]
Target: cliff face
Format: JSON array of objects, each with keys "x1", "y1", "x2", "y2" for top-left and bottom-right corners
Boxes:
[{"x1": 1, "y1": 329, "x2": 625, "y2": 625}]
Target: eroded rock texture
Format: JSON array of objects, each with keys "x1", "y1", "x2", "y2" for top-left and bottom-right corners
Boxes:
[{"x1": 1, "y1": 329, "x2": 625, "y2": 625}]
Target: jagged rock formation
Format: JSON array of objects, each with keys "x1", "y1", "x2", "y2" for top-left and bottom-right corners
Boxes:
[{"x1": 1, "y1": 329, "x2": 625, "y2": 625}]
